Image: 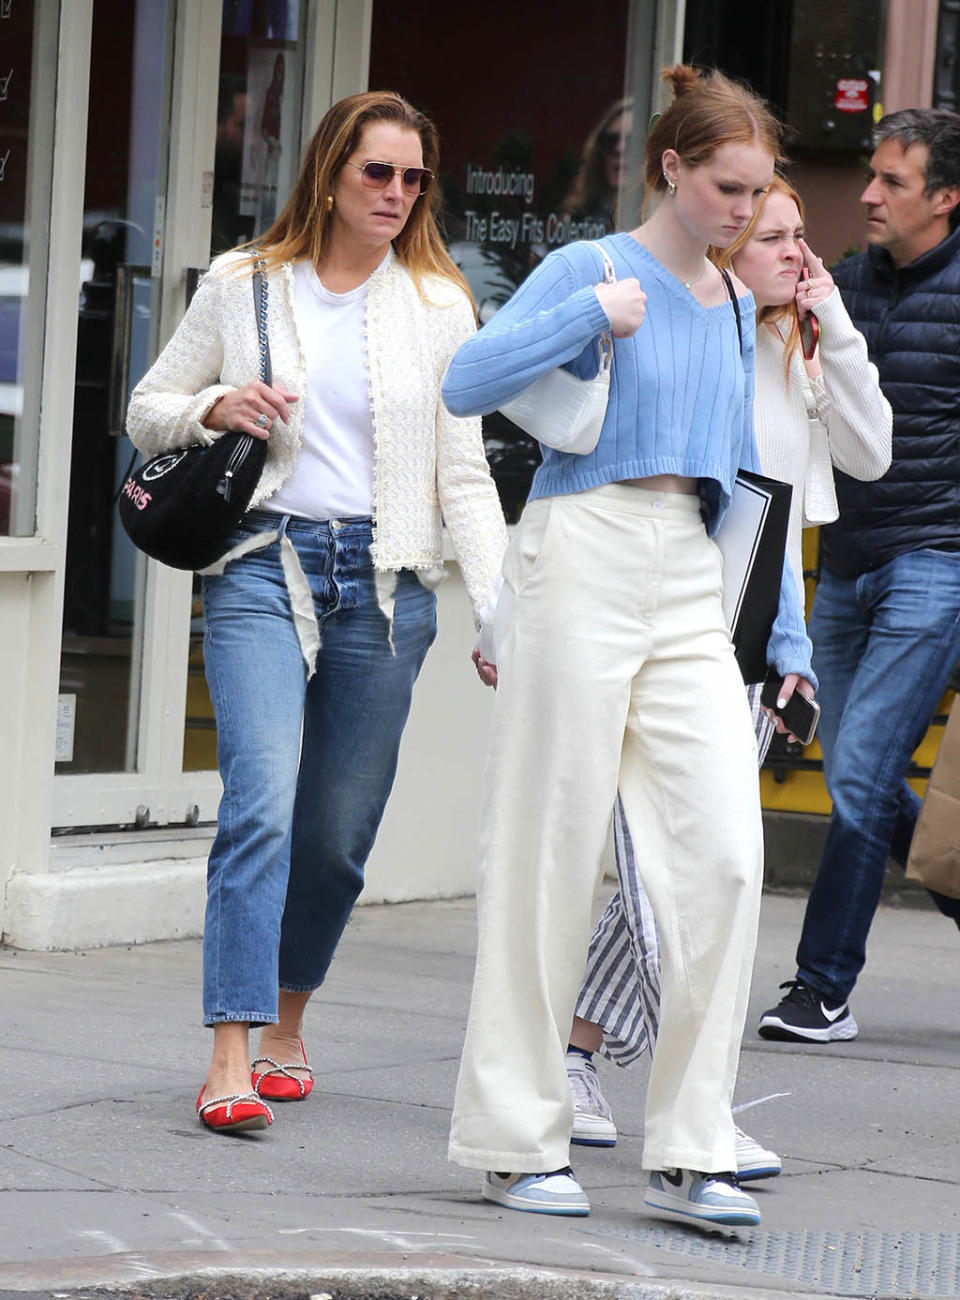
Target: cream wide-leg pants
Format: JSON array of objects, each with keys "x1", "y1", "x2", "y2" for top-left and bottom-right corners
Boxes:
[{"x1": 448, "y1": 483, "x2": 763, "y2": 1175}]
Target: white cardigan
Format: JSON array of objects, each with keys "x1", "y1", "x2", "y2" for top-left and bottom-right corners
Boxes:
[
  {"x1": 753, "y1": 288, "x2": 892, "y2": 599},
  {"x1": 127, "y1": 251, "x2": 507, "y2": 622}
]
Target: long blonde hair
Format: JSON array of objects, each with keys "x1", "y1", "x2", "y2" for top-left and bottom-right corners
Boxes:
[
  {"x1": 712, "y1": 175, "x2": 805, "y2": 381},
  {"x1": 242, "y1": 90, "x2": 472, "y2": 304}
]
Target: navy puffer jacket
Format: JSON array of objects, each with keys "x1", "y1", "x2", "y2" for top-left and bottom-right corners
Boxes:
[{"x1": 822, "y1": 226, "x2": 960, "y2": 578}]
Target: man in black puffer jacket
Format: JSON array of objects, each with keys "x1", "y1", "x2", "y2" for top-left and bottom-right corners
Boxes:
[{"x1": 759, "y1": 109, "x2": 960, "y2": 1044}]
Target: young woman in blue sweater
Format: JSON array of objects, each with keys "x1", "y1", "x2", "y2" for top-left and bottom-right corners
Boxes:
[
  {"x1": 566, "y1": 175, "x2": 892, "y2": 1182},
  {"x1": 443, "y1": 66, "x2": 816, "y2": 1228}
]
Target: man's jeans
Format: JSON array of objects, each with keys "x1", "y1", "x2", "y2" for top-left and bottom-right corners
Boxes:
[
  {"x1": 200, "y1": 512, "x2": 437, "y2": 1025},
  {"x1": 797, "y1": 549, "x2": 960, "y2": 1003}
]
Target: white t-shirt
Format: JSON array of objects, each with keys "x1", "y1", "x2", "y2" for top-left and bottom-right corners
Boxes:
[{"x1": 263, "y1": 251, "x2": 390, "y2": 520}]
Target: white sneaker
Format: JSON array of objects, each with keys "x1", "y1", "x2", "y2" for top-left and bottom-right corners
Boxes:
[
  {"x1": 644, "y1": 1168, "x2": 761, "y2": 1227},
  {"x1": 734, "y1": 1125, "x2": 781, "y2": 1181},
  {"x1": 567, "y1": 1052, "x2": 617, "y2": 1147},
  {"x1": 482, "y1": 1167, "x2": 590, "y2": 1216}
]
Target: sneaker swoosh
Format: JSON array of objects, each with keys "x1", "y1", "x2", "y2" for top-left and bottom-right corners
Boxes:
[
  {"x1": 661, "y1": 1168, "x2": 684, "y2": 1187},
  {"x1": 820, "y1": 1002, "x2": 847, "y2": 1022}
]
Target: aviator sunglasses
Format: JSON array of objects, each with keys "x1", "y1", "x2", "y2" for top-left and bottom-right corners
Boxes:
[{"x1": 346, "y1": 160, "x2": 434, "y2": 195}]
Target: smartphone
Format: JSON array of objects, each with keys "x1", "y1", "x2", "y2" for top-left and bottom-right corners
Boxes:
[
  {"x1": 799, "y1": 269, "x2": 820, "y2": 360},
  {"x1": 760, "y1": 673, "x2": 821, "y2": 746}
]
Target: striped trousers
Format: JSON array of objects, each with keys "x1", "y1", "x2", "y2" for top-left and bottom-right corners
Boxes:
[{"x1": 575, "y1": 683, "x2": 774, "y2": 1067}]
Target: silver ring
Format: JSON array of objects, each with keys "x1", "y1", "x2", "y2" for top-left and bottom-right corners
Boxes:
[{"x1": 255, "y1": 413, "x2": 269, "y2": 428}]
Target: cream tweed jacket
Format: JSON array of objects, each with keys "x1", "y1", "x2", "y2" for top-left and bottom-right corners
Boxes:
[{"x1": 126, "y1": 250, "x2": 507, "y2": 621}]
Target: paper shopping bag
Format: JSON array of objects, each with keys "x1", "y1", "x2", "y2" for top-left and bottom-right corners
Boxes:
[{"x1": 906, "y1": 696, "x2": 960, "y2": 899}]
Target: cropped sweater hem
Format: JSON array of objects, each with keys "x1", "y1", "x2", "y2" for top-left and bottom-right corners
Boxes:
[{"x1": 530, "y1": 456, "x2": 732, "y2": 526}]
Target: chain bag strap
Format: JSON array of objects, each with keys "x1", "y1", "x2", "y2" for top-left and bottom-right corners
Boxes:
[
  {"x1": 219, "y1": 259, "x2": 271, "y2": 503},
  {"x1": 254, "y1": 257, "x2": 272, "y2": 385}
]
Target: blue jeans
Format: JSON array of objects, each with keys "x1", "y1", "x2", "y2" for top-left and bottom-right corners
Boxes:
[
  {"x1": 200, "y1": 512, "x2": 437, "y2": 1025},
  {"x1": 796, "y1": 549, "x2": 960, "y2": 1002}
]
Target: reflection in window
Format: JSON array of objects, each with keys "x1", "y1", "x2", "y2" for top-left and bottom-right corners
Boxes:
[
  {"x1": 212, "y1": 0, "x2": 304, "y2": 256},
  {"x1": 369, "y1": 0, "x2": 632, "y2": 520}
]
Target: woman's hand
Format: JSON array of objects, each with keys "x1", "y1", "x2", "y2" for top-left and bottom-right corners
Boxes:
[
  {"x1": 795, "y1": 239, "x2": 834, "y2": 317},
  {"x1": 471, "y1": 646, "x2": 498, "y2": 689},
  {"x1": 202, "y1": 381, "x2": 299, "y2": 439},
  {"x1": 762, "y1": 672, "x2": 816, "y2": 741},
  {"x1": 594, "y1": 278, "x2": 647, "y2": 337}
]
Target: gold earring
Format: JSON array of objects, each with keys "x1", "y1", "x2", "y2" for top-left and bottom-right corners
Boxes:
[
  {"x1": 326, "y1": 194, "x2": 334, "y2": 211},
  {"x1": 664, "y1": 175, "x2": 676, "y2": 196}
]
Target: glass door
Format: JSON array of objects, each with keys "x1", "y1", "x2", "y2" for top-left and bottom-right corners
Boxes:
[
  {"x1": 52, "y1": 0, "x2": 309, "y2": 828},
  {"x1": 51, "y1": 0, "x2": 219, "y2": 830},
  {"x1": 54, "y1": 0, "x2": 171, "y2": 786}
]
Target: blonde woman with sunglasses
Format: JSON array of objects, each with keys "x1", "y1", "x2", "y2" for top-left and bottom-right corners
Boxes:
[{"x1": 127, "y1": 91, "x2": 506, "y2": 1135}]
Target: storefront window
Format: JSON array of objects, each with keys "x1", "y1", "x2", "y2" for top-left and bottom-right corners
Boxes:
[
  {"x1": 369, "y1": 0, "x2": 632, "y2": 520},
  {"x1": 0, "y1": 0, "x2": 57, "y2": 536},
  {"x1": 683, "y1": 0, "x2": 883, "y2": 265}
]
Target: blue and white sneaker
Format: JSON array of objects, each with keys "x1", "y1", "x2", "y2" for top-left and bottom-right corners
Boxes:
[
  {"x1": 482, "y1": 1167, "x2": 590, "y2": 1216},
  {"x1": 644, "y1": 1168, "x2": 761, "y2": 1227}
]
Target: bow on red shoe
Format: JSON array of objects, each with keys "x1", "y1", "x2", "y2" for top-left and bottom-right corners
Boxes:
[{"x1": 196, "y1": 1088, "x2": 273, "y2": 1133}]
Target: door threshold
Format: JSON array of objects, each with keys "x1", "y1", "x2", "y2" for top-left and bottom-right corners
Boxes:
[{"x1": 49, "y1": 825, "x2": 214, "y2": 872}]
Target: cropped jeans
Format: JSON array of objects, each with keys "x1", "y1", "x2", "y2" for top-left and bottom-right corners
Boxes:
[
  {"x1": 797, "y1": 549, "x2": 960, "y2": 1003},
  {"x1": 200, "y1": 511, "x2": 437, "y2": 1025}
]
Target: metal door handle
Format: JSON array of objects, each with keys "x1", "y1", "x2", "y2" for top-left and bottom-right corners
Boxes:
[
  {"x1": 108, "y1": 262, "x2": 151, "y2": 435},
  {"x1": 186, "y1": 266, "x2": 207, "y2": 307}
]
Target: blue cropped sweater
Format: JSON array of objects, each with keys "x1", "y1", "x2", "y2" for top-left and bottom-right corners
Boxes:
[{"x1": 442, "y1": 233, "x2": 814, "y2": 681}]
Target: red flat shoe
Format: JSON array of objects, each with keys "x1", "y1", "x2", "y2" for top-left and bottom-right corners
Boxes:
[
  {"x1": 196, "y1": 1087, "x2": 273, "y2": 1133},
  {"x1": 251, "y1": 1040, "x2": 315, "y2": 1101}
]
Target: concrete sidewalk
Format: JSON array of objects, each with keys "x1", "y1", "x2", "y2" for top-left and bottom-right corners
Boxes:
[{"x1": 0, "y1": 887, "x2": 958, "y2": 1299}]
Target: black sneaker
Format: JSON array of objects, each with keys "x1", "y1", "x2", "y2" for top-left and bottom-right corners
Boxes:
[{"x1": 758, "y1": 979, "x2": 858, "y2": 1043}]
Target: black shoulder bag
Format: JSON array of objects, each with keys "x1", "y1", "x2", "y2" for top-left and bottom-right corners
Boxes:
[{"x1": 117, "y1": 263, "x2": 271, "y2": 571}]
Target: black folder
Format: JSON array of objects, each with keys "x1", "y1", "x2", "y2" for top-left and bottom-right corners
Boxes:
[{"x1": 715, "y1": 470, "x2": 793, "y2": 685}]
